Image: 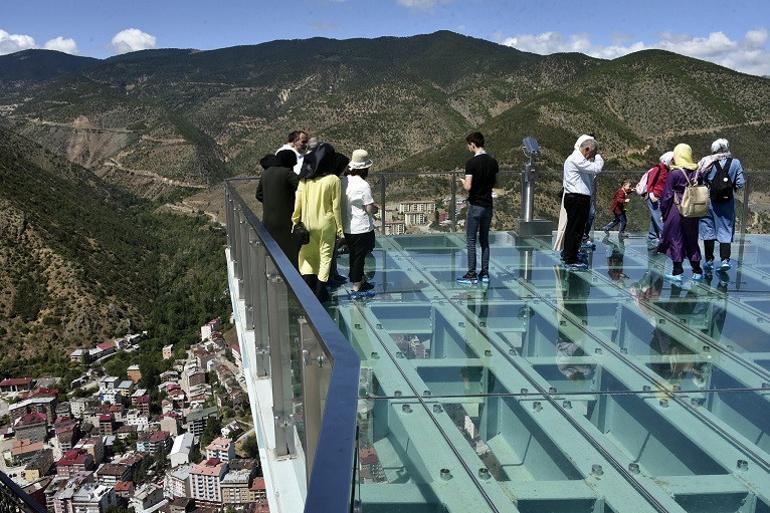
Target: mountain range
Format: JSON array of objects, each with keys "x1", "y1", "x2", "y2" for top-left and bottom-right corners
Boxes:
[{"x1": 2, "y1": 31, "x2": 770, "y2": 372}]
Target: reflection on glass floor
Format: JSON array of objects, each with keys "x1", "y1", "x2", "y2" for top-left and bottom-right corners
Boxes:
[{"x1": 330, "y1": 232, "x2": 770, "y2": 513}]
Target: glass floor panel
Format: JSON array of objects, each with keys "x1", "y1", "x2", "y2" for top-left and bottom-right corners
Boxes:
[{"x1": 330, "y1": 233, "x2": 770, "y2": 512}]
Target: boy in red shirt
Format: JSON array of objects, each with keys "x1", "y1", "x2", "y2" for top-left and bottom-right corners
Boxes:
[{"x1": 602, "y1": 180, "x2": 633, "y2": 240}]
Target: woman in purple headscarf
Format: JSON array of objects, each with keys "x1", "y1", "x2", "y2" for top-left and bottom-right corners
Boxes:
[{"x1": 657, "y1": 143, "x2": 704, "y2": 283}]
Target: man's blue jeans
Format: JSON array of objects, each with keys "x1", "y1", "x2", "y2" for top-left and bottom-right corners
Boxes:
[
  {"x1": 647, "y1": 196, "x2": 664, "y2": 241},
  {"x1": 466, "y1": 204, "x2": 493, "y2": 273}
]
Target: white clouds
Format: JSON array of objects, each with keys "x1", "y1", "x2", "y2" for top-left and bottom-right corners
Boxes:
[
  {"x1": 44, "y1": 36, "x2": 78, "y2": 55},
  {"x1": 501, "y1": 29, "x2": 770, "y2": 76},
  {"x1": 396, "y1": 0, "x2": 451, "y2": 9},
  {"x1": 110, "y1": 28, "x2": 157, "y2": 55},
  {"x1": 0, "y1": 29, "x2": 36, "y2": 55}
]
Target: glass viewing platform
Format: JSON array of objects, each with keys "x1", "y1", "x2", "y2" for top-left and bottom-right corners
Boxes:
[{"x1": 225, "y1": 173, "x2": 770, "y2": 513}]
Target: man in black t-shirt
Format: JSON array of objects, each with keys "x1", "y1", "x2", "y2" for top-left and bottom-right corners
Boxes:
[{"x1": 457, "y1": 132, "x2": 499, "y2": 284}]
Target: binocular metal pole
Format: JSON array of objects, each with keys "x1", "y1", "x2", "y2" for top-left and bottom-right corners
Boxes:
[{"x1": 521, "y1": 157, "x2": 536, "y2": 222}]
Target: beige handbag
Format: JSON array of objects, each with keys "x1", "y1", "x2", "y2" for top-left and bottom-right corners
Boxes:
[{"x1": 675, "y1": 169, "x2": 709, "y2": 218}]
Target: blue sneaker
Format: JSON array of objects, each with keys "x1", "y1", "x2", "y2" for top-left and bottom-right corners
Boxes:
[
  {"x1": 691, "y1": 273, "x2": 704, "y2": 281},
  {"x1": 664, "y1": 273, "x2": 683, "y2": 284},
  {"x1": 456, "y1": 271, "x2": 478, "y2": 284},
  {"x1": 719, "y1": 259, "x2": 731, "y2": 271},
  {"x1": 349, "y1": 290, "x2": 376, "y2": 300},
  {"x1": 478, "y1": 271, "x2": 490, "y2": 283},
  {"x1": 563, "y1": 262, "x2": 588, "y2": 272},
  {"x1": 703, "y1": 260, "x2": 714, "y2": 272}
]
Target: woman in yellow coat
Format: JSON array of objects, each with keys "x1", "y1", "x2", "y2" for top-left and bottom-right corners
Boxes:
[{"x1": 292, "y1": 142, "x2": 344, "y2": 301}]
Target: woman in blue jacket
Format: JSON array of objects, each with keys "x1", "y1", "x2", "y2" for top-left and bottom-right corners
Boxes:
[{"x1": 698, "y1": 138, "x2": 745, "y2": 272}]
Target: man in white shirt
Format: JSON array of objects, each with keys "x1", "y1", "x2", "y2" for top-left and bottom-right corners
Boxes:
[
  {"x1": 276, "y1": 130, "x2": 309, "y2": 175},
  {"x1": 562, "y1": 136, "x2": 604, "y2": 270}
]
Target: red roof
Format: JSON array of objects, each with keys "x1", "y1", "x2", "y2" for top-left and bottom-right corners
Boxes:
[
  {"x1": 114, "y1": 481, "x2": 134, "y2": 492},
  {"x1": 99, "y1": 414, "x2": 113, "y2": 422},
  {"x1": 23, "y1": 387, "x2": 58, "y2": 400},
  {"x1": 59, "y1": 449, "x2": 90, "y2": 466},
  {"x1": 97, "y1": 342, "x2": 114, "y2": 351},
  {"x1": 250, "y1": 477, "x2": 266, "y2": 491},
  {"x1": 135, "y1": 395, "x2": 150, "y2": 404},
  {"x1": 228, "y1": 341, "x2": 241, "y2": 355},
  {"x1": 147, "y1": 431, "x2": 170, "y2": 443},
  {"x1": 17, "y1": 412, "x2": 47, "y2": 426},
  {"x1": 0, "y1": 377, "x2": 33, "y2": 387}
]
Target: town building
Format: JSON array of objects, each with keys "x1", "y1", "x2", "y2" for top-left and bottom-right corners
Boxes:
[
  {"x1": 69, "y1": 349, "x2": 90, "y2": 363},
  {"x1": 181, "y1": 365, "x2": 206, "y2": 395},
  {"x1": 71, "y1": 482, "x2": 117, "y2": 513},
  {"x1": 74, "y1": 437, "x2": 105, "y2": 466},
  {"x1": 205, "y1": 437, "x2": 234, "y2": 463},
  {"x1": 168, "y1": 497, "x2": 194, "y2": 513},
  {"x1": 23, "y1": 448, "x2": 54, "y2": 480},
  {"x1": 383, "y1": 221, "x2": 406, "y2": 235},
  {"x1": 130, "y1": 483, "x2": 167, "y2": 513},
  {"x1": 184, "y1": 407, "x2": 218, "y2": 437},
  {"x1": 200, "y1": 318, "x2": 221, "y2": 342},
  {"x1": 160, "y1": 414, "x2": 180, "y2": 437},
  {"x1": 404, "y1": 211, "x2": 430, "y2": 226},
  {"x1": 0, "y1": 376, "x2": 34, "y2": 393},
  {"x1": 116, "y1": 424, "x2": 138, "y2": 440},
  {"x1": 98, "y1": 414, "x2": 115, "y2": 436},
  {"x1": 14, "y1": 412, "x2": 48, "y2": 443},
  {"x1": 95, "y1": 463, "x2": 132, "y2": 485},
  {"x1": 99, "y1": 376, "x2": 120, "y2": 404},
  {"x1": 398, "y1": 200, "x2": 436, "y2": 214},
  {"x1": 9, "y1": 396, "x2": 57, "y2": 423},
  {"x1": 127, "y1": 365, "x2": 143, "y2": 383},
  {"x1": 189, "y1": 458, "x2": 228, "y2": 504},
  {"x1": 169, "y1": 433, "x2": 194, "y2": 468},
  {"x1": 163, "y1": 464, "x2": 192, "y2": 499},
  {"x1": 22, "y1": 476, "x2": 53, "y2": 510},
  {"x1": 163, "y1": 344, "x2": 175, "y2": 360},
  {"x1": 57, "y1": 449, "x2": 95, "y2": 478},
  {"x1": 5, "y1": 439, "x2": 44, "y2": 466},
  {"x1": 117, "y1": 380, "x2": 134, "y2": 399},
  {"x1": 136, "y1": 431, "x2": 172, "y2": 455},
  {"x1": 125, "y1": 409, "x2": 150, "y2": 431},
  {"x1": 70, "y1": 397, "x2": 99, "y2": 419},
  {"x1": 114, "y1": 480, "x2": 134, "y2": 500}
]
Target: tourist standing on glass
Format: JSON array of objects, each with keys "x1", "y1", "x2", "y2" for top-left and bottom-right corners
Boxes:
[
  {"x1": 698, "y1": 138, "x2": 745, "y2": 272},
  {"x1": 457, "y1": 132, "x2": 499, "y2": 284},
  {"x1": 562, "y1": 135, "x2": 604, "y2": 271},
  {"x1": 643, "y1": 151, "x2": 673, "y2": 248},
  {"x1": 657, "y1": 143, "x2": 704, "y2": 283},
  {"x1": 292, "y1": 143, "x2": 343, "y2": 302},
  {"x1": 342, "y1": 149, "x2": 378, "y2": 294},
  {"x1": 277, "y1": 130, "x2": 309, "y2": 175},
  {"x1": 256, "y1": 149, "x2": 300, "y2": 268}
]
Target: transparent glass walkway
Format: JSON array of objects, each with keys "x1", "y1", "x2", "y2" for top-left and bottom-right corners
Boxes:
[{"x1": 330, "y1": 232, "x2": 770, "y2": 513}]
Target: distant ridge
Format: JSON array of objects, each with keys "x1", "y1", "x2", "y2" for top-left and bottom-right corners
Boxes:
[{"x1": 0, "y1": 49, "x2": 99, "y2": 83}]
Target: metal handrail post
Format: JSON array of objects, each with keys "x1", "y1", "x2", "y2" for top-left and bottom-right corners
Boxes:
[
  {"x1": 379, "y1": 174, "x2": 386, "y2": 235},
  {"x1": 451, "y1": 171, "x2": 458, "y2": 232},
  {"x1": 265, "y1": 257, "x2": 296, "y2": 458},
  {"x1": 248, "y1": 238, "x2": 270, "y2": 377},
  {"x1": 299, "y1": 317, "x2": 326, "y2": 481},
  {"x1": 232, "y1": 207, "x2": 243, "y2": 281}
]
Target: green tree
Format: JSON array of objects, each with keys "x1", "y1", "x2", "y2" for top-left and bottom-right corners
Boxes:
[{"x1": 242, "y1": 434, "x2": 258, "y2": 459}]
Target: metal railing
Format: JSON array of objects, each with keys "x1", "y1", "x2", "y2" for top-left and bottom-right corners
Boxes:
[
  {"x1": 367, "y1": 167, "x2": 761, "y2": 238},
  {"x1": 0, "y1": 471, "x2": 48, "y2": 513},
  {"x1": 224, "y1": 179, "x2": 361, "y2": 513}
]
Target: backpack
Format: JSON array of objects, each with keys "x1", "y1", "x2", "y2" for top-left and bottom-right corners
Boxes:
[
  {"x1": 709, "y1": 158, "x2": 734, "y2": 203},
  {"x1": 675, "y1": 169, "x2": 709, "y2": 218},
  {"x1": 634, "y1": 169, "x2": 650, "y2": 195}
]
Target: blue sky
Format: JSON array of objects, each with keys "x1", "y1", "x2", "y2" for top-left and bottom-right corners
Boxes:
[{"x1": 2, "y1": 0, "x2": 769, "y2": 75}]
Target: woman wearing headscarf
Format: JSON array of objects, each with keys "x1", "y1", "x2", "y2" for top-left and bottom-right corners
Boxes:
[
  {"x1": 697, "y1": 138, "x2": 746, "y2": 272},
  {"x1": 292, "y1": 142, "x2": 344, "y2": 301},
  {"x1": 643, "y1": 151, "x2": 674, "y2": 247},
  {"x1": 256, "y1": 149, "x2": 300, "y2": 268},
  {"x1": 657, "y1": 143, "x2": 704, "y2": 283}
]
